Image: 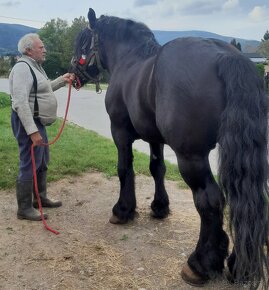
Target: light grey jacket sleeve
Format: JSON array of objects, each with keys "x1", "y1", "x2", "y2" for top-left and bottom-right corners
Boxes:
[
  {"x1": 51, "y1": 76, "x2": 66, "y2": 91},
  {"x1": 10, "y1": 63, "x2": 38, "y2": 135}
]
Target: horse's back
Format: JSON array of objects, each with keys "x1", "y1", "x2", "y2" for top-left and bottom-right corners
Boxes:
[{"x1": 154, "y1": 37, "x2": 238, "y2": 154}]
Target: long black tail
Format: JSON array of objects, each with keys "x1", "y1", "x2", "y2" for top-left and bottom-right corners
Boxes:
[{"x1": 217, "y1": 53, "x2": 269, "y2": 289}]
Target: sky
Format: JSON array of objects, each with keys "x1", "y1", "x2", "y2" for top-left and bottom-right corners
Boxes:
[{"x1": 0, "y1": 0, "x2": 269, "y2": 41}]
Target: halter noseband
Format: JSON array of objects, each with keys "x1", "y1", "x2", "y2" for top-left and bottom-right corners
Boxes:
[{"x1": 72, "y1": 26, "x2": 104, "y2": 93}]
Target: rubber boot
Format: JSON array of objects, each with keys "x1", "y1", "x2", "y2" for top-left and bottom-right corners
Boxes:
[
  {"x1": 33, "y1": 171, "x2": 62, "y2": 208},
  {"x1": 16, "y1": 180, "x2": 48, "y2": 221}
]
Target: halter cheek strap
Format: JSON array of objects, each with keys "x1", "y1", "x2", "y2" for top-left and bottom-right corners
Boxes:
[{"x1": 75, "y1": 30, "x2": 104, "y2": 93}]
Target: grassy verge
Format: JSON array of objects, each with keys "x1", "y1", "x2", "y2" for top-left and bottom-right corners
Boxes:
[
  {"x1": 84, "y1": 83, "x2": 108, "y2": 91},
  {"x1": 0, "y1": 92, "x2": 186, "y2": 190}
]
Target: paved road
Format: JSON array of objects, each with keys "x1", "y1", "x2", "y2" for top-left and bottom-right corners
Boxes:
[{"x1": 0, "y1": 78, "x2": 218, "y2": 174}]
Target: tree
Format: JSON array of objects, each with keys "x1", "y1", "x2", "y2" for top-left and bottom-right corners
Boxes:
[
  {"x1": 62, "y1": 17, "x2": 88, "y2": 70},
  {"x1": 258, "y1": 30, "x2": 269, "y2": 58},
  {"x1": 230, "y1": 38, "x2": 241, "y2": 51},
  {"x1": 38, "y1": 17, "x2": 88, "y2": 79},
  {"x1": 256, "y1": 63, "x2": 265, "y2": 78},
  {"x1": 9, "y1": 55, "x2": 16, "y2": 67},
  {"x1": 0, "y1": 57, "x2": 10, "y2": 77},
  {"x1": 262, "y1": 30, "x2": 269, "y2": 42},
  {"x1": 38, "y1": 19, "x2": 69, "y2": 78}
]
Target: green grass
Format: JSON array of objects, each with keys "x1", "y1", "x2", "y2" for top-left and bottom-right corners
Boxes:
[
  {"x1": 84, "y1": 83, "x2": 108, "y2": 91},
  {"x1": 0, "y1": 92, "x2": 186, "y2": 190}
]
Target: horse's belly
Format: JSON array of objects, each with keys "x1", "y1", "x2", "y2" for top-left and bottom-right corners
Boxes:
[{"x1": 132, "y1": 118, "x2": 165, "y2": 143}]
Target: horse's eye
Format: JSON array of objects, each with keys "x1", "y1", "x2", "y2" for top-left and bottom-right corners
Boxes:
[{"x1": 71, "y1": 57, "x2": 78, "y2": 66}]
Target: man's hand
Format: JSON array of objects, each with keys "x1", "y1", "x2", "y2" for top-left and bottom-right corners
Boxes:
[
  {"x1": 30, "y1": 131, "x2": 43, "y2": 146},
  {"x1": 62, "y1": 73, "x2": 75, "y2": 84}
]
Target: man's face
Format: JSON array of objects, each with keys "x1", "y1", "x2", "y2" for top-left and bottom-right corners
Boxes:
[{"x1": 27, "y1": 38, "x2": 46, "y2": 64}]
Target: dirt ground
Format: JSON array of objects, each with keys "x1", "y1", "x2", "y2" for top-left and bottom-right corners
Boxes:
[{"x1": 0, "y1": 172, "x2": 246, "y2": 290}]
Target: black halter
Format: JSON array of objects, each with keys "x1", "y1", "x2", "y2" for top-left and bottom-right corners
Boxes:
[{"x1": 72, "y1": 26, "x2": 104, "y2": 93}]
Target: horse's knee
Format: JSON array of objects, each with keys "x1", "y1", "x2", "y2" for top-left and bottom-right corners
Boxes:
[{"x1": 118, "y1": 166, "x2": 134, "y2": 181}]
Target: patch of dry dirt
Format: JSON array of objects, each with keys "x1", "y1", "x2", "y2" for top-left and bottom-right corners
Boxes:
[{"x1": 0, "y1": 172, "x2": 242, "y2": 289}]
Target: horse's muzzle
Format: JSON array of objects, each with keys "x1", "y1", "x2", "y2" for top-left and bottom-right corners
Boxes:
[{"x1": 70, "y1": 57, "x2": 100, "y2": 88}]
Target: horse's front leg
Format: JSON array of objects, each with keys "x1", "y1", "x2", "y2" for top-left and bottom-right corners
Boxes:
[
  {"x1": 109, "y1": 127, "x2": 136, "y2": 224},
  {"x1": 149, "y1": 143, "x2": 169, "y2": 218}
]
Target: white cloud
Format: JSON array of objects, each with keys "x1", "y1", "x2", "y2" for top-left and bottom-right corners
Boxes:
[
  {"x1": 177, "y1": 1, "x2": 222, "y2": 15},
  {"x1": 222, "y1": 0, "x2": 239, "y2": 10},
  {"x1": 134, "y1": 0, "x2": 159, "y2": 7},
  {"x1": 249, "y1": 6, "x2": 268, "y2": 22},
  {"x1": 0, "y1": 1, "x2": 20, "y2": 7}
]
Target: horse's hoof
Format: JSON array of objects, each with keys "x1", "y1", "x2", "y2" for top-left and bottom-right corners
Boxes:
[
  {"x1": 181, "y1": 263, "x2": 208, "y2": 287},
  {"x1": 109, "y1": 214, "x2": 127, "y2": 224},
  {"x1": 151, "y1": 210, "x2": 169, "y2": 219},
  {"x1": 224, "y1": 267, "x2": 235, "y2": 283}
]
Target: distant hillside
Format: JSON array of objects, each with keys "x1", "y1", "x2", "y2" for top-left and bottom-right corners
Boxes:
[
  {"x1": 0, "y1": 23, "x2": 260, "y2": 55},
  {"x1": 153, "y1": 30, "x2": 260, "y2": 52},
  {"x1": 0, "y1": 23, "x2": 37, "y2": 55}
]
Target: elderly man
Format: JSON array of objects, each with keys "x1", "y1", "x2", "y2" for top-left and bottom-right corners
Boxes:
[{"x1": 9, "y1": 33, "x2": 74, "y2": 221}]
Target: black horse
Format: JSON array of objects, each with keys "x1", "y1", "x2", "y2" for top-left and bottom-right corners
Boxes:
[{"x1": 71, "y1": 8, "x2": 269, "y2": 288}]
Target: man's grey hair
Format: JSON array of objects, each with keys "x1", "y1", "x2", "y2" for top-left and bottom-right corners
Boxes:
[{"x1": 18, "y1": 33, "x2": 40, "y2": 54}]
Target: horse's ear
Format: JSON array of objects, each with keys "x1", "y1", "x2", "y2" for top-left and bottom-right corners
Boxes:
[{"x1": 88, "y1": 8, "x2": 97, "y2": 30}]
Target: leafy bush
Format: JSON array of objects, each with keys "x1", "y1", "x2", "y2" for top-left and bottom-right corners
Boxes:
[
  {"x1": 256, "y1": 63, "x2": 265, "y2": 78},
  {"x1": 0, "y1": 57, "x2": 11, "y2": 77},
  {"x1": 0, "y1": 92, "x2": 11, "y2": 108}
]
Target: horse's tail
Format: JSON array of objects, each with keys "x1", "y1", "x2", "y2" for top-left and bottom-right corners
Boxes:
[{"x1": 217, "y1": 53, "x2": 269, "y2": 288}]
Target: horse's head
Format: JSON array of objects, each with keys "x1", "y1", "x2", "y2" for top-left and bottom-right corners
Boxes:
[
  {"x1": 70, "y1": 8, "x2": 103, "y2": 89},
  {"x1": 70, "y1": 8, "x2": 160, "y2": 90}
]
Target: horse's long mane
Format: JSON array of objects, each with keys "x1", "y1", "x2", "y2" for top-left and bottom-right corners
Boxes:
[{"x1": 97, "y1": 15, "x2": 161, "y2": 58}]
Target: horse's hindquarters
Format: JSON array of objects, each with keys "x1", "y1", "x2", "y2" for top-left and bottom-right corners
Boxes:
[{"x1": 153, "y1": 38, "x2": 227, "y2": 155}]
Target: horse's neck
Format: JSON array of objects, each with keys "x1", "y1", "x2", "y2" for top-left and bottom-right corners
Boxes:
[
  {"x1": 103, "y1": 41, "x2": 154, "y2": 74},
  {"x1": 100, "y1": 42, "x2": 124, "y2": 72}
]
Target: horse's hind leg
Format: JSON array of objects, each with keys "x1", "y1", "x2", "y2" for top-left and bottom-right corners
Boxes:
[
  {"x1": 149, "y1": 143, "x2": 169, "y2": 218},
  {"x1": 177, "y1": 153, "x2": 229, "y2": 284}
]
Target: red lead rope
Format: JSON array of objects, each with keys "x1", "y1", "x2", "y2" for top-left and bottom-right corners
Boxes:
[{"x1": 31, "y1": 78, "x2": 80, "y2": 234}]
